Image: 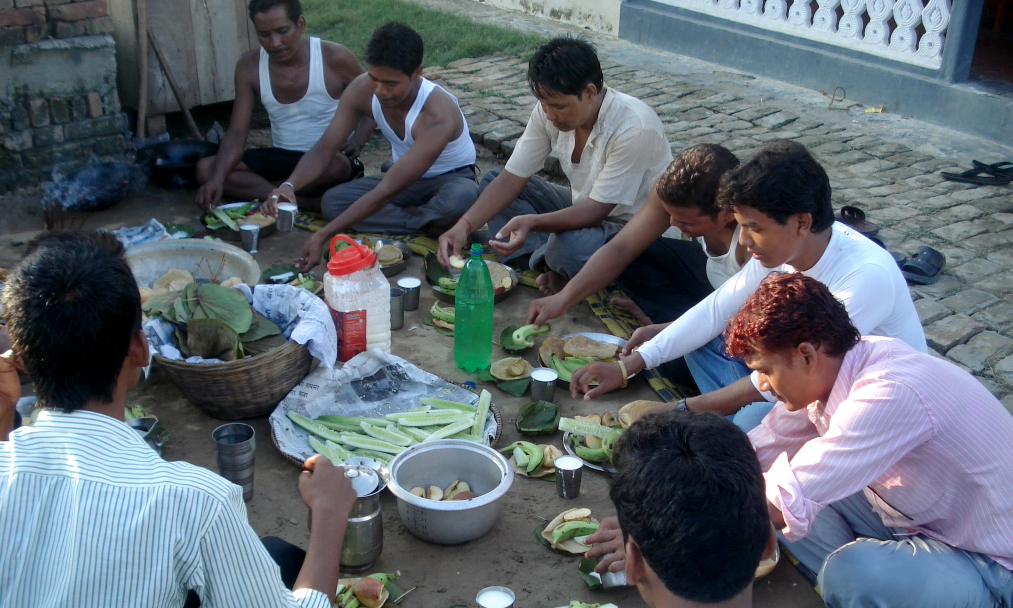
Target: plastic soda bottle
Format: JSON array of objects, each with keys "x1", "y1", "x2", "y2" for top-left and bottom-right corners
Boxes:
[{"x1": 454, "y1": 243, "x2": 494, "y2": 371}]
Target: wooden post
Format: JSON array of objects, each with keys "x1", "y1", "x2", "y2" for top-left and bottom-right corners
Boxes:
[{"x1": 135, "y1": 0, "x2": 147, "y2": 138}]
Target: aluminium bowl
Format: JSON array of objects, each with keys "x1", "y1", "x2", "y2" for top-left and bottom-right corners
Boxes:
[{"x1": 386, "y1": 439, "x2": 513, "y2": 545}]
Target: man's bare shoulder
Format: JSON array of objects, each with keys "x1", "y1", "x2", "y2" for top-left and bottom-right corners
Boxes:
[
  {"x1": 319, "y1": 40, "x2": 360, "y2": 65},
  {"x1": 235, "y1": 48, "x2": 261, "y2": 84},
  {"x1": 417, "y1": 85, "x2": 462, "y2": 133}
]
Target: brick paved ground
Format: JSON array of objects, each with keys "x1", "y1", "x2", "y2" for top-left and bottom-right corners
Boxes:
[{"x1": 414, "y1": 28, "x2": 1013, "y2": 412}]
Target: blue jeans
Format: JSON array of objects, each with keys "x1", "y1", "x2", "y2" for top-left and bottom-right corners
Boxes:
[
  {"x1": 683, "y1": 335, "x2": 773, "y2": 431},
  {"x1": 781, "y1": 492, "x2": 1013, "y2": 608}
]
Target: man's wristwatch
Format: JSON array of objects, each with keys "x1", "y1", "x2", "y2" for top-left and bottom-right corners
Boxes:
[{"x1": 675, "y1": 398, "x2": 689, "y2": 412}]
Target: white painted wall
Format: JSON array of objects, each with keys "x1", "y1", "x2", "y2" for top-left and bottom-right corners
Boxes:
[{"x1": 478, "y1": 0, "x2": 621, "y2": 35}]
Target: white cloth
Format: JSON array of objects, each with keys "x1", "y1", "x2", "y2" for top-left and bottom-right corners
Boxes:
[
  {"x1": 697, "y1": 223, "x2": 743, "y2": 289},
  {"x1": 371, "y1": 77, "x2": 476, "y2": 178},
  {"x1": 0, "y1": 410, "x2": 328, "y2": 608},
  {"x1": 637, "y1": 222, "x2": 927, "y2": 369},
  {"x1": 261, "y1": 37, "x2": 339, "y2": 152},
  {"x1": 504, "y1": 88, "x2": 671, "y2": 222}
]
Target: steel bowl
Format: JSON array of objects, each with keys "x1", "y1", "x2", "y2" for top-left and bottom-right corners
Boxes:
[{"x1": 386, "y1": 439, "x2": 513, "y2": 545}]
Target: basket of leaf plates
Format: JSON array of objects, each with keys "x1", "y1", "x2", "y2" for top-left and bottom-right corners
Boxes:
[{"x1": 142, "y1": 275, "x2": 313, "y2": 419}]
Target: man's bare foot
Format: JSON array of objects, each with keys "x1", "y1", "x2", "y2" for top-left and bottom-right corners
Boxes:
[
  {"x1": 535, "y1": 271, "x2": 568, "y2": 295},
  {"x1": 610, "y1": 295, "x2": 652, "y2": 326}
]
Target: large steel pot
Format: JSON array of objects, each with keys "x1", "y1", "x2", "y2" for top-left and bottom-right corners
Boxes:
[{"x1": 386, "y1": 440, "x2": 512, "y2": 545}]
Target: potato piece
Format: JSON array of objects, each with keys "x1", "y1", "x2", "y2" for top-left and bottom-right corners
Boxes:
[
  {"x1": 449, "y1": 255, "x2": 465, "y2": 269},
  {"x1": 452, "y1": 491, "x2": 476, "y2": 500},
  {"x1": 427, "y1": 485, "x2": 444, "y2": 501},
  {"x1": 410, "y1": 487, "x2": 426, "y2": 498},
  {"x1": 584, "y1": 434, "x2": 602, "y2": 449},
  {"x1": 153, "y1": 269, "x2": 194, "y2": 291},
  {"x1": 542, "y1": 444, "x2": 563, "y2": 468},
  {"x1": 444, "y1": 479, "x2": 462, "y2": 500}
]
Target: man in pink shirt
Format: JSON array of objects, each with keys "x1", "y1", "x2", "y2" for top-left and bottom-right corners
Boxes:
[{"x1": 727, "y1": 273, "x2": 1013, "y2": 607}]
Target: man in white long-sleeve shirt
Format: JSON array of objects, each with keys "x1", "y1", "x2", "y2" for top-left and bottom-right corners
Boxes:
[
  {"x1": 0, "y1": 231, "x2": 356, "y2": 608},
  {"x1": 570, "y1": 139, "x2": 925, "y2": 432}
]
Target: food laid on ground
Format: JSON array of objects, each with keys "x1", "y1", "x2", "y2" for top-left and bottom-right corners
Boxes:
[
  {"x1": 202, "y1": 201, "x2": 274, "y2": 231},
  {"x1": 539, "y1": 334, "x2": 635, "y2": 383},
  {"x1": 514, "y1": 400, "x2": 560, "y2": 435},
  {"x1": 617, "y1": 399, "x2": 664, "y2": 428},
  {"x1": 558, "y1": 415, "x2": 624, "y2": 466},
  {"x1": 540, "y1": 507, "x2": 601, "y2": 553},
  {"x1": 289, "y1": 390, "x2": 494, "y2": 465},
  {"x1": 566, "y1": 602, "x2": 618, "y2": 608},
  {"x1": 489, "y1": 357, "x2": 533, "y2": 381},
  {"x1": 335, "y1": 571, "x2": 403, "y2": 608},
  {"x1": 141, "y1": 271, "x2": 282, "y2": 360},
  {"x1": 424, "y1": 253, "x2": 517, "y2": 303},
  {"x1": 499, "y1": 324, "x2": 549, "y2": 353},
  {"x1": 408, "y1": 479, "x2": 479, "y2": 501},
  {"x1": 428, "y1": 302, "x2": 456, "y2": 332},
  {"x1": 500, "y1": 440, "x2": 563, "y2": 478}
]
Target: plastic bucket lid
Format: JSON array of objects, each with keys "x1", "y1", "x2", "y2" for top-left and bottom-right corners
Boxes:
[{"x1": 327, "y1": 234, "x2": 376, "y2": 275}]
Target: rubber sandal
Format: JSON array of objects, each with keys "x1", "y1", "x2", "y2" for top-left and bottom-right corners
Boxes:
[
  {"x1": 349, "y1": 157, "x2": 365, "y2": 180},
  {"x1": 971, "y1": 160, "x2": 1013, "y2": 178},
  {"x1": 869, "y1": 236, "x2": 906, "y2": 267},
  {"x1": 901, "y1": 246, "x2": 945, "y2": 285},
  {"x1": 836, "y1": 205, "x2": 879, "y2": 237},
  {"x1": 940, "y1": 164, "x2": 1013, "y2": 186}
]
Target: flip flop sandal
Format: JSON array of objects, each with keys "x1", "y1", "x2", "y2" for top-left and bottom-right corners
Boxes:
[
  {"x1": 868, "y1": 236, "x2": 906, "y2": 267},
  {"x1": 940, "y1": 164, "x2": 1013, "y2": 186},
  {"x1": 971, "y1": 160, "x2": 1013, "y2": 178},
  {"x1": 901, "y1": 245, "x2": 946, "y2": 285},
  {"x1": 836, "y1": 205, "x2": 879, "y2": 237}
]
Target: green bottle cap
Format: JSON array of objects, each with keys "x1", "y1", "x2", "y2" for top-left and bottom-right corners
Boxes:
[{"x1": 470, "y1": 242, "x2": 482, "y2": 257}]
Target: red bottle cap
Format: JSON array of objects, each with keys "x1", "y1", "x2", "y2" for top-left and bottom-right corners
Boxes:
[{"x1": 326, "y1": 235, "x2": 376, "y2": 275}]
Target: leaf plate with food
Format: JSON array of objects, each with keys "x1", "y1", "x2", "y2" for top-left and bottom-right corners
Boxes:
[{"x1": 423, "y1": 253, "x2": 518, "y2": 304}]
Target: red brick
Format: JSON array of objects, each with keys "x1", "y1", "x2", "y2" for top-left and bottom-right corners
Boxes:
[
  {"x1": 87, "y1": 92, "x2": 102, "y2": 118},
  {"x1": 0, "y1": 6, "x2": 44, "y2": 26},
  {"x1": 48, "y1": 0, "x2": 104, "y2": 21},
  {"x1": 23, "y1": 23, "x2": 44, "y2": 41},
  {"x1": 83, "y1": 14, "x2": 111, "y2": 34}
]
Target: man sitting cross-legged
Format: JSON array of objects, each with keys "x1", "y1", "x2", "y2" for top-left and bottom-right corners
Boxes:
[
  {"x1": 610, "y1": 409, "x2": 774, "y2": 608},
  {"x1": 196, "y1": 0, "x2": 374, "y2": 211},
  {"x1": 264, "y1": 21, "x2": 479, "y2": 272},
  {"x1": 0, "y1": 230, "x2": 356, "y2": 608},
  {"x1": 437, "y1": 36, "x2": 671, "y2": 291},
  {"x1": 732, "y1": 273, "x2": 1013, "y2": 608}
]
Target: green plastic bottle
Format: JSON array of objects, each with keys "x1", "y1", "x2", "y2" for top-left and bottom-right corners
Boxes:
[{"x1": 454, "y1": 243, "x2": 494, "y2": 371}]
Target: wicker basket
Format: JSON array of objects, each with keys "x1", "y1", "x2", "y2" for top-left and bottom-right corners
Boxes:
[{"x1": 155, "y1": 340, "x2": 313, "y2": 420}]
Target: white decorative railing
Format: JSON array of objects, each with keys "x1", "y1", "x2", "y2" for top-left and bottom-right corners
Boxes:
[{"x1": 650, "y1": 0, "x2": 949, "y2": 68}]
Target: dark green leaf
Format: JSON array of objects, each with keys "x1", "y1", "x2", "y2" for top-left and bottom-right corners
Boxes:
[
  {"x1": 186, "y1": 318, "x2": 241, "y2": 360},
  {"x1": 241, "y1": 310, "x2": 282, "y2": 343},
  {"x1": 497, "y1": 377, "x2": 530, "y2": 398},
  {"x1": 424, "y1": 253, "x2": 453, "y2": 286},
  {"x1": 476, "y1": 367, "x2": 495, "y2": 382},
  {"x1": 174, "y1": 327, "x2": 190, "y2": 357},
  {"x1": 422, "y1": 314, "x2": 454, "y2": 336},
  {"x1": 243, "y1": 333, "x2": 290, "y2": 357},
  {"x1": 578, "y1": 558, "x2": 605, "y2": 591},
  {"x1": 515, "y1": 400, "x2": 560, "y2": 435},
  {"x1": 499, "y1": 325, "x2": 528, "y2": 352},
  {"x1": 189, "y1": 283, "x2": 253, "y2": 334}
]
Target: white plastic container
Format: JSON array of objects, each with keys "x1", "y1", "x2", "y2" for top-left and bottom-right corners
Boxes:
[{"x1": 323, "y1": 235, "x2": 391, "y2": 362}]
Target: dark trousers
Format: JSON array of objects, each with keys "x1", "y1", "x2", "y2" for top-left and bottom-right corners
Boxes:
[
  {"x1": 183, "y1": 536, "x2": 305, "y2": 608},
  {"x1": 615, "y1": 237, "x2": 713, "y2": 324}
]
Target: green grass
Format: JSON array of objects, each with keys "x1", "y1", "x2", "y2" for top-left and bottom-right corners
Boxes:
[{"x1": 300, "y1": 0, "x2": 544, "y2": 67}]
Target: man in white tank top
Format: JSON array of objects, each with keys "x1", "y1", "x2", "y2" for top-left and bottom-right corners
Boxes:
[
  {"x1": 196, "y1": 0, "x2": 374, "y2": 211},
  {"x1": 263, "y1": 22, "x2": 479, "y2": 272}
]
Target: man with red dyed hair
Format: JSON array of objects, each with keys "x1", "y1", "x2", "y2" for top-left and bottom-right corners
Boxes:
[{"x1": 728, "y1": 273, "x2": 1013, "y2": 608}]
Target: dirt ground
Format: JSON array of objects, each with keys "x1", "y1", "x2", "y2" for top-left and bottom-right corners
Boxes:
[{"x1": 0, "y1": 132, "x2": 820, "y2": 608}]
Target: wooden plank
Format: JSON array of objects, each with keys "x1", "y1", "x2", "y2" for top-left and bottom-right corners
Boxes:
[
  {"x1": 190, "y1": 0, "x2": 238, "y2": 106},
  {"x1": 107, "y1": 0, "x2": 139, "y2": 110},
  {"x1": 145, "y1": 0, "x2": 199, "y2": 114}
]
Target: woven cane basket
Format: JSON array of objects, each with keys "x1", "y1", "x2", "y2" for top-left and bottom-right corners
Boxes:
[{"x1": 155, "y1": 340, "x2": 313, "y2": 420}]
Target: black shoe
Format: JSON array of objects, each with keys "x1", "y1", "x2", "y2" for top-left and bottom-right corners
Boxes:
[{"x1": 350, "y1": 157, "x2": 365, "y2": 180}]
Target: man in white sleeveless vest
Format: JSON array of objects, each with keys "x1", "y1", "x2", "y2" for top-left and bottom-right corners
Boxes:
[
  {"x1": 264, "y1": 22, "x2": 479, "y2": 272},
  {"x1": 437, "y1": 37, "x2": 671, "y2": 295},
  {"x1": 196, "y1": 0, "x2": 373, "y2": 211}
]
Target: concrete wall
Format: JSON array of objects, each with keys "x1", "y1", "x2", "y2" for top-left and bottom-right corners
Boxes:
[{"x1": 479, "y1": 0, "x2": 621, "y2": 34}]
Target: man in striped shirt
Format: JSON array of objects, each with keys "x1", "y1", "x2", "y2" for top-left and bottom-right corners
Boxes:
[
  {"x1": 0, "y1": 231, "x2": 356, "y2": 608},
  {"x1": 727, "y1": 273, "x2": 1013, "y2": 608}
]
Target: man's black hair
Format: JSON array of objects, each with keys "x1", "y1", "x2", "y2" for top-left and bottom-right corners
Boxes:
[
  {"x1": 718, "y1": 139, "x2": 834, "y2": 232},
  {"x1": 248, "y1": 0, "x2": 302, "y2": 23},
  {"x1": 527, "y1": 36, "x2": 604, "y2": 99},
  {"x1": 0, "y1": 231, "x2": 142, "y2": 412},
  {"x1": 610, "y1": 410, "x2": 769, "y2": 603},
  {"x1": 365, "y1": 22, "x2": 424, "y2": 76},
  {"x1": 656, "y1": 144, "x2": 740, "y2": 219}
]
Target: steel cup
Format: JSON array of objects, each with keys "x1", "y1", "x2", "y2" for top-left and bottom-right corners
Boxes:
[
  {"x1": 554, "y1": 455, "x2": 583, "y2": 499},
  {"x1": 476, "y1": 586, "x2": 515, "y2": 608},
  {"x1": 390, "y1": 287, "x2": 405, "y2": 330},
  {"x1": 529, "y1": 367, "x2": 558, "y2": 402},
  {"x1": 212, "y1": 423, "x2": 256, "y2": 501},
  {"x1": 239, "y1": 222, "x2": 259, "y2": 253},
  {"x1": 396, "y1": 276, "x2": 422, "y2": 311},
  {"x1": 276, "y1": 202, "x2": 297, "y2": 232}
]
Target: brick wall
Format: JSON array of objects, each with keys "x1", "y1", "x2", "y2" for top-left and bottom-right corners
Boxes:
[{"x1": 0, "y1": 0, "x2": 124, "y2": 193}]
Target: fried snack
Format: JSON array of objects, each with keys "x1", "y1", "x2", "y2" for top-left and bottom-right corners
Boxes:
[
  {"x1": 490, "y1": 357, "x2": 533, "y2": 381},
  {"x1": 563, "y1": 335, "x2": 618, "y2": 359},
  {"x1": 378, "y1": 244, "x2": 404, "y2": 266}
]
